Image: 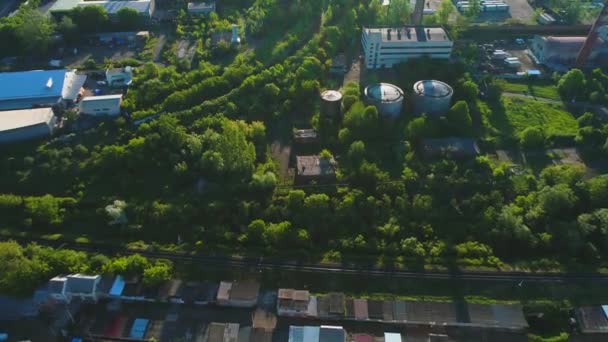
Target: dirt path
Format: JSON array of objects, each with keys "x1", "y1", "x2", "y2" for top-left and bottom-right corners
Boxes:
[
  {"x1": 153, "y1": 34, "x2": 167, "y2": 63},
  {"x1": 502, "y1": 91, "x2": 563, "y2": 104}
]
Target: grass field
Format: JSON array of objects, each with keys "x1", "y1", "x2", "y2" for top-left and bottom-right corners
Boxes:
[
  {"x1": 501, "y1": 80, "x2": 561, "y2": 101},
  {"x1": 489, "y1": 97, "x2": 578, "y2": 140}
]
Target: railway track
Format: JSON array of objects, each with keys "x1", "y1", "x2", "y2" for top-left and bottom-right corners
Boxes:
[{"x1": 3, "y1": 235, "x2": 607, "y2": 283}]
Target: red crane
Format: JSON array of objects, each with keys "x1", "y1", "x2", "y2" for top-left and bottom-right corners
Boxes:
[{"x1": 575, "y1": 0, "x2": 608, "y2": 69}]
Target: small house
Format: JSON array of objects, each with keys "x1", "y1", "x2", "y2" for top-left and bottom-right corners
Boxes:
[
  {"x1": 105, "y1": 67, "x2": 133, "y2": 88},
  {"x1": 49, "y1": 274, "x2": 102, "y2": 303},
  {"x1": 277, "y1": 289, "x2": 313, "y2": 317},
  {"x1": 329, "y1": 53, "x2": 347, "y2": 75},
  {"x1": 187, "y1": 1, "x2": 215, "y2": 15},
  {"x1": 293, "y1": 129, "x2": 319, "y2": 145},
  {"x1": 419, "y1": 138, "x2": 480, "y2": 159},
  {"x1": 79, "y1": 95, "x2": 122, "y2": 117},
  {"x1": 216, "y1": 280, "x2": 260, "y2": 308},
  {"x1": 295, "y1": 155, "x2": 336, "y2": 184}
]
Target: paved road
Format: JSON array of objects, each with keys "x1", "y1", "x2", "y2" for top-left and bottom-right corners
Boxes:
[{"x1": 5, "y1": 235, "x2": 608, "y2": 283}]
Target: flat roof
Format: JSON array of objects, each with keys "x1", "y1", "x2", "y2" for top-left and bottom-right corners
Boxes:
[
  {"x1": 81, "y1": 94, "x2": 123, "y2": 102},
  {"x1": 51, "y1": 0, "x2": 152, "y2": 13},
  {"x1": 187, "y1": 1, "x2": 215, "y2": 10},
  {"x1": 364, "y1": 26, "x2": 451, "y2": 43},
  {"x1": 0, "y1": 70, "x2": 66, "y2": 102},
  {"x1": 0, "y1": 107, "x2": 54, "y2": 133},
  {"x1": 296, "y1": 155, "x2": 336, "y2": 177}
]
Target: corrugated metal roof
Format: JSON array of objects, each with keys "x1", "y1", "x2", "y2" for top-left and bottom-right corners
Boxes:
[
  {"x1": 0, "y1": 107, "x2": 54, "y2": 133},
  {"x1": 354, "y1": 334, "x2": 373, "y2": 342},
  {"x1": 77, "y1": 0, "x2": 152, "y2": 14},
  {"x1": 288, "y1": 326, "x2": 304, "y2": 342},
  {"x1": 109, "y1": 275, "x2": 125, "y2": 296},
  {"x1": 65, "y1": 274, "x2": 99, "y2": 294},
  {"x1": 217, "y1": 282, "x2": 232, "y2": 301},
  {"x1": 319, "y1": 326, "x2": 344, "y2": 342},
  {"x1": 303, "y1": 326, "x2": 320, "y2": 342},
  {"x1": 129, "y1": 318, "x2": 149, "y2": 339},
  {"x1": 353, "y1": 299, "x2": 369, "y2": 320},
  {"x1": 0, "y1": 70, "x2": 66, "y2": 102}
]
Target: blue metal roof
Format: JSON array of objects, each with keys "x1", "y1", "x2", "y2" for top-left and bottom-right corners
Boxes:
[
  {"x1": 109, "y1": 275, "x2": 125, "y2": 296},
  {"x1": 129, "y1": 318, "x2": 149, "y2": 339},
  {"x1": 0, "y1": 70, "x2": 66, "y2": 102}
]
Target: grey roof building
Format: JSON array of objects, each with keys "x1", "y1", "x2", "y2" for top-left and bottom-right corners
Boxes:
[
  {"x1": 0, "y1": 107, "x2": 56, "y2": 144},
  {"x1": 295, "y1": 155, "x2": 337, "y2": 184}
]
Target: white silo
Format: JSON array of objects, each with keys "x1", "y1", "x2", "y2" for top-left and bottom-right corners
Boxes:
[
  {"x1": 412, "y1": 80, "x2": 453, "y2": 117},
  {"x1": 364, "y1": 83, "x2": 404, "y2": 118}
]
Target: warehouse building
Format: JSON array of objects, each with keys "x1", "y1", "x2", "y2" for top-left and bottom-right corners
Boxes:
[
  {"x1": 50, "y1": 0, "x2": 156, "y2": 20},
  {"x1": 79, "y1": 95, "x2": 123, "y2": 117},
  {"x1": 0, "y1": 107, "x2": 56, "y2": 144},
  {"x1": 361, "y1": 26, "x2": 453, "y2": 69},
  {"x1": 530, "y1": 35, "x2": 608, "y2": 71},
  {"x1": 0, "y1": 69, "x2": 86, "y2": 110}
]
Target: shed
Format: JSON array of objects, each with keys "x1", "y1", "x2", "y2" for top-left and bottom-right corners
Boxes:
[
  {"x1": 295, "y1": 155, "x2": 336, "y2": 184},
  {"x1": 353, "y1": 299, "x2": 369, "y2": 320},
  {"x1": 419, "y1": 138, "x2": 480, "y2": 159},
  {"x1": 0, "y1": 107, "x2": 56, "y2": 144},
  {"x1": 353, "y1": 334, "x2": 373, "y2": 342},
  {"x1": 289, "y1": 326, "x2": 320, "y2": 342},
  {"x1": 79, "y1": 95, "x2": 122, "y2": 117},
  {"x1": 384, "y1": 332, "x2": 402, "y2": 342},
  {"x1": 187, "y1": 1, "x2": 215, "y2": 14},
  {"x1": 319, "y1": 325, "x2": 345, "y2": 342},
  {"x1": 129, "y1": 318, "x2": 149, "y2": 339},
  {"x1": 367, "y1": 300, "x2": 384, "y2": 320},
  {"x1": 109, "y1": 275, "x2": 126, "y2": 297},
  {"x1": 293, "y1": 129, "x2": 319, "y2": 145}
]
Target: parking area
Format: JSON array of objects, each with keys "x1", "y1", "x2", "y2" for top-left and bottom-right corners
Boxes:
[
  {"x1": 503, "y1": 0, "x2": 535, "y2": 23},
  {"x1": 477, "y1": 39, "x2": 540, "y2": 74}
]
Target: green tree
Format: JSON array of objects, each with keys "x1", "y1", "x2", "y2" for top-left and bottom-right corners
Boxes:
[
  {"x1": 519, "y1": 126, "x2": 545, "y2": 149},
  {"x1": 387, "y1": 0, "x2": 411, "y2": 25},
  {"x1": 201, "y1": 120, "x2": 256, "y2": 179},
  {"x1": 436, "y1": 0, "x2": 454, "y2": 25},
  {"x1": 57, "y1": 16, "x2": 78, "y2": 45},
  {"x1": 15, "y1": 8, "x2": 55, "y2": 55},
  {"x1": 558, "y1": 69, "x2": 586, "y2": 101},
  {"x1": 116, "y1": 7, "x2": 142, "y2": 31},
  {"x1": 465, "y1": 0, "x2": 482, "y2": 18},
  {"x1": 587, "y1": 175, "x2": 608, "y2": 208},
  {"x1": 71, "y1": 5, "x2": 109, "y2": 33},
  {"x1": 24, "y1": 195, "x2": 62, "y2": 227},
  {"x1": 446, "y1": 101, "x2": 472, "y2": 135},
  {"x1": 143, "y1": 261, "x2": 172, "y2": 286}
]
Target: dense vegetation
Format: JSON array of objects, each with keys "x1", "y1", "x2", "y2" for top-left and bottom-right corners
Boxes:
[
  {"x1": 2, "y1": 0, "x2": 608, "y2": 276},
  {"x1": 0, "y1": 241, "x2": 173, "y2": 295}
]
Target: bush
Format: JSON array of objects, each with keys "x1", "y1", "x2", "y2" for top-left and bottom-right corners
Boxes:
[{"x1": 520, "y1": 126, "x2": 545, "y2": 149}]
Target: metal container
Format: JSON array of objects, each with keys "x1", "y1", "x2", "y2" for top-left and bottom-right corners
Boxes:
[
  {"x1": 364, "y1": 83, "x2": 404, "y2": 118},
  {"x1": 320, "y1": 90, "x2": 343, "y2": 118},
  {"x1": 412, "y1": 80, "x2": 453, "y2": 117}
]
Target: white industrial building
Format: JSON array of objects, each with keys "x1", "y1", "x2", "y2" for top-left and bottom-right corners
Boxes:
[
  {"x1": 79, "y1": 95, "x2": 123, "y2": 116},
  {"x1": 50, "y1": 0, "x2": 155, "y2": 19},
  {"x1": 0, "y1": 69, "x2": 86, "y2": 110},
  {"x1": 361, "y1": 26, "x2": 453, "y2": 69},
  {"x1": 0, "y1": 107, "x2": 56, "y2": 144},
  {"x1": 529, "y1": 35, "x2": 608, "y2": 70}
]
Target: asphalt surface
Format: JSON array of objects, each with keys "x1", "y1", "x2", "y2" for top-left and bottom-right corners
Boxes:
[{"x1": 4, "y1": 235, "x2": 608, "y2": 283}]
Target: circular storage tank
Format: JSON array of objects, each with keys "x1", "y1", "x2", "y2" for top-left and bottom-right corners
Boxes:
[
  {"x1": 412, "y1": 80, "x2": 453, "y2": 117},
  {"x1": 320, "y1": 90, "x2": 343, "y2": 118},
  {"x1": 364, "y1": 83, "x2": 404, "y2": 118}
]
